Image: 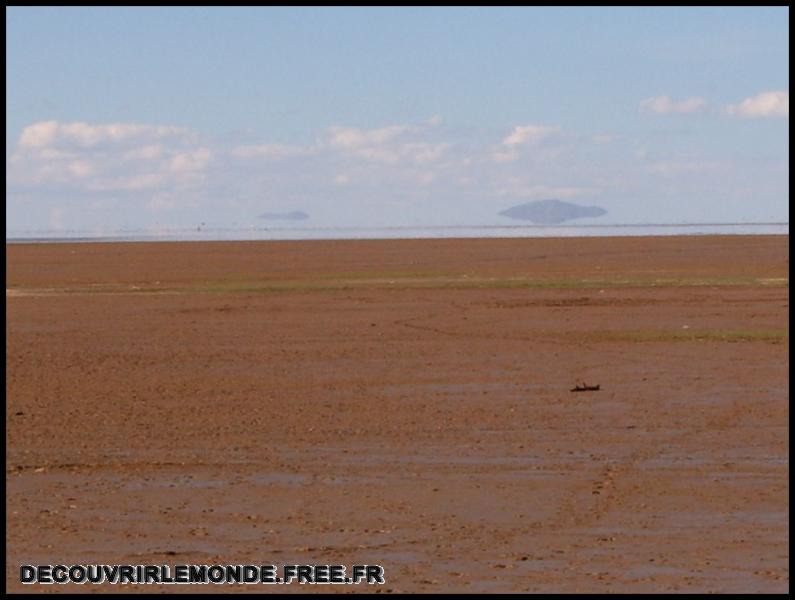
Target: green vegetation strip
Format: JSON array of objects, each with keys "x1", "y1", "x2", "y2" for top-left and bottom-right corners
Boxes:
[
  {"x1": 167, "y1": 274, "x2": 790, "y2": 294},
  {"x1": 7, "y1": 274, "x2": 788, "y2": 296},
  {"x1": 580, "y1": 329, "x2": 788, "y2": 343}
]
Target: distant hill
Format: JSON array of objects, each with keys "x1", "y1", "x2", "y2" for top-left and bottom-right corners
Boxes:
[
  {"x1": 258, "y1": 210, "x2": 309, "y2": 221},
  {"x1": 499, "y1": 199, "x2": 606, "y2": 225}
]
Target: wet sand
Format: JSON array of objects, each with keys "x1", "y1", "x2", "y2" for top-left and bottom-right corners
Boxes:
[{"x1": 5, "y1": 235, "x2": 789, "y2": 592}]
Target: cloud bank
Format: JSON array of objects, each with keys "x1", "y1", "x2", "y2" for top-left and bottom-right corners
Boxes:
[
  {"x1": 5, "y1": 110, "x2": 788, "y2": 232},
  {"x1": 640, "y1": 91, "x2": 789, "y2": 119},
  {"x1": 10, "y1": 120, "x2": 210, "y2": 197},
  {"x1": 725, "y1": 91, "x2": 789, "y2": 118}
]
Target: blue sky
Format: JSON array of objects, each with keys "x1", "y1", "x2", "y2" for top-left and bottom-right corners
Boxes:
[{"x1": 6, "y1": 7, "x2": 789, "y2": 233}]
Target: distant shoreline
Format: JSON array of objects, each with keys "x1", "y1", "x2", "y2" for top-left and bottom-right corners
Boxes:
[{"x1": 5, "y1": 222, "x2": 789, "y2": 244}]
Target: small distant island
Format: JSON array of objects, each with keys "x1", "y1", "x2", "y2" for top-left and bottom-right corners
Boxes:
[
  {"x1": 499, "y1": 199, "x2": 607, "y2": 225},
  {"x1": 258, "y1": 210, "x2": 310, "y2": 221}
]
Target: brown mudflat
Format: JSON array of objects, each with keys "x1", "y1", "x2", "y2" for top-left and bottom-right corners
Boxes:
[{"x1": 6, "y1": 235, "x2": 789, "y2": 593}]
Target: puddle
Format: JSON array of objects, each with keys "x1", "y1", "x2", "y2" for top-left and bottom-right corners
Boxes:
[
  {"x1": 247, "y1": 473, "x2": 310, "y2": 485},
  {"x1": 124, "y1": 477, "x2": 228, "y2": 491},
  {"x1": 626, "y1": 564, "x2": 687, "y2": 578}
]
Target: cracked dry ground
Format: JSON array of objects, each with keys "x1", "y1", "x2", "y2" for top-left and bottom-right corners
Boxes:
[{"x1": 6, "y1": 235, "x2": 789, "y2": 593}]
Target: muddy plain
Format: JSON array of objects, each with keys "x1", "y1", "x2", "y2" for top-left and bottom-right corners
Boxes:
[{"x1": 5, "y1": 235, "x2": 789, "y2": 593}]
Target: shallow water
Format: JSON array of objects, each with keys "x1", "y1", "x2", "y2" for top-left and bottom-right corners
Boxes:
[{"x1": 6, "y1": 222, "x2": 789, "y2": 243}]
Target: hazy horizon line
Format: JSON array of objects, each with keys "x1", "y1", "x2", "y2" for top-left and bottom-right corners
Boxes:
[{"x1": 6, "y1": 222, "x2": 789, "y2": 244}]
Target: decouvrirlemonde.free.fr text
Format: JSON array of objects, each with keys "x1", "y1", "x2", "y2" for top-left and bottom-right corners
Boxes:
[{"x1": 21, "y1": 564, "x2": 385, "y2": 585}]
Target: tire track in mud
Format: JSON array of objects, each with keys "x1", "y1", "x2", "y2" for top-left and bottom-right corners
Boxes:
[
  {"x1": 549, "y1": 441, "x2": 661, "y2": 534},
  {"x1": 6, "y1": 287, "x2": 180, "y2": 298},
  {"x1": 390, "y1": 313, "x2": 650, "y2": 361}
]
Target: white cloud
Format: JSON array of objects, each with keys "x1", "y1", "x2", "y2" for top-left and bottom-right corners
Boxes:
[
  {"x1": 502, "y1": 125, "x2": 559, "y2": 146},
  {"x1": 321, "y1": 122, "x2": 448, "y2": 165},
  {"x1": 639, "y1": 96, "x2": 708, "y2": 115},
  {"x1": 725, "y1": 91, "x2": 788, "y2": 118},
  {"x1": 230, "y1": 144, "x2": 310, "y2": 159},
  {"x1": 66, "y1": 160, "x2": 95, "y2": 178},
  {"x1": 169, "y1": 148, "x2": 212, "y2": 173},
  {"x1": 9, "y1": 120, "x2": 210, "y2": 198},
  {"x1": 325, "y1": 124, "x2": 413, "y2": 150},
  {"x1": 490, "y1": 124, "x2": 561, "y2": 162},
  {"x1": 18, "y1": 120, "x2": 190, "y2": 150},
  {"x1": 18, "y1": 121, "x2": 59, "y2": 149}
]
